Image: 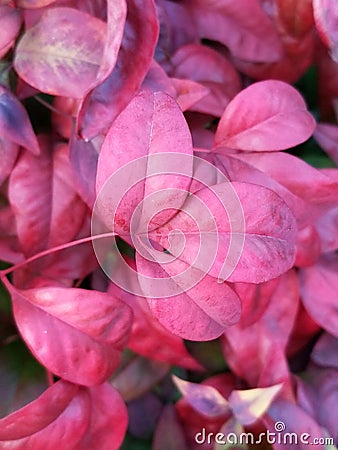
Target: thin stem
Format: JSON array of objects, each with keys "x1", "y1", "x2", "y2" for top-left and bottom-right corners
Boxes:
[
  {"x1": 0, "y1": 232, "x2": 116, "y2": 277},
  {"x1": 33, "y1": 95, "x2": 74, "y2": 118}
]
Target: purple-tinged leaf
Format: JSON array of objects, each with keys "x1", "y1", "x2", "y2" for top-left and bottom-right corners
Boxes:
[
  {"x1": 14, "y1": 8, "x2": 106, "y2": 98},
  {"x1": 228, "y1": 384, "x2": 283, "y2": 426},
  {"x1": 0, "y1": 6, "x2": 21, "y2": 58},
  {"x1": 172, "y1": 376, "x2": 230, "y2": 418},
  {"x1": 0, "y1": 85, "x2": 39, "y2": 155},
  {"x1": 8, "y1": 285, "x2": 132, "y2": 385},
  {"x1": 214, "y1": 80, "x2": 316, "y2": 151},
  {"x1": 152, "y1": 404, "x2": 188, "y2": 450},
  {"x1": 314, "y1": 122, "x2": 338, "y2": 165},
  {"x1": 78, "y1": 0, "x2": 159, "y2": 140},
  {"x1": 299, "y1": 253, "x2": 338, "y2": 338},
  {"x1": 111, "y1": 357, "x2": 169, "y2": 402},
  {"x1": 312, "y1": 332, "x2": 338, "y2": 369}
]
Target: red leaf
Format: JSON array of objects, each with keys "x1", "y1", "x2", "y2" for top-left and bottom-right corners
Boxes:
[
  {"x1": 0, "y1": 5, "x2": 21, "y2": 58},
  {"x1": 95, "y1": 90, "x2": 193, "y2": 234},
  {"x1": 0, "y1": 85, "x2": 39, "y2": 155},
  {"x1": 9, "y1": 285, "x2": 132, "y2": 385},
  {"x1": 78, "y1": 0, "x2": 159, "y2": 140},
  {"x1": 314, "y1": 0, "x2": 338, "y2": 62},
  {"x1": 185, "y1": 0, "x2": 283, "y2": 62},
  {"x1": 299, "y1": 253, "x2": 338, "y2": 338},
  {"x1": 214, "y1": 80, "x2": 316, "y2": 151},
  {"x1": 0, "y1": 380, "x2": 78, "y2": 440},
  {"x1": 14, "y1": 7, "x2": 106, "y2": 98}
]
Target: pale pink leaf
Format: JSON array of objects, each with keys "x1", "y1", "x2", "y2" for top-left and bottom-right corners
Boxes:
[
  {"x1": 172, "y1": 376, "x2": 230, "y2": 418},
  {"x1": 214, "y1": 80, "x2": 316, "y2": 151},
  {"x1": 9, "y1": 285, "x2": 132, "y2": 385},
  {"x1": 14, "y1": 8, "x2": 106, "y2": 98},
  {"x1": 299, "y1": 254, "x2": 338, "y2": 338},
  {"x1": 229, "y1": 384, "x2": 283, "y2": 426},
  {"x1": 0, "y1": 85, "x2": 39, "y2": 155},
  {"x1": 78, "y1": 0, "x2": 159, "y2": 140}
]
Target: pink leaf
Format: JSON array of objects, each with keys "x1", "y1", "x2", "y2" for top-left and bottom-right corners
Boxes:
[
  {"x1": 153, "y1": 181, "x2": 297, "y2": 283},
  {"x1": 9, "y1": 285, "x2": 132, "y2": 385},
  {"x1": 222, "y1": 270, "x2": 299, "y2": 387},
  {"x1": 172, "y1": 376, "x2": 230, "y2": 418},
  {"x1": 214, "y1": 80, "x2": 316, "y2": 151},
  {"x1": 228, "y1": 384, "x2": 283, "y2": 426},
  {"x1": 185, "y1": 0, "x2": 283, "y2": 62},
  {"x1": 78, "y1": 0, "x2": 159, "y2": 140},
  {"x1": 8, "y1": 135, "x2": 52, "y2": 257},
  {"x1": 0, "y1": 139, "x2": 19, "y2": 186},
  {"x1": 136, "y1": 255, "x2": 241, "y2": 341},
  {"x1": 314, "y1": 0, "x2": 338, "y2": 62},
  {"x1": 299, "y1": 253, "x2": 338, "y2": 338},
  {"x1": 96, "y1": 89, "x2": 193, "y2": 234},
  {"x1": 0, "y1": 85, "x2": 39, "y2": 155},
  {"x1": 17, "y1": 0, "x2": 57, "y2": 7},
  {"x1": 14, "y1": 7, "x2": 106, "y2": 98},
  {"x1": 0, "y1": 6, "x2": 21, "y2": 58}
]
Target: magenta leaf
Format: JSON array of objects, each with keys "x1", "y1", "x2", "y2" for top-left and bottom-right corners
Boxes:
[
  {"x1": 96, "y1": 89, "x2": 193, "y2": 234},
  {"x1": 79, "y1": 383, "x2": 128, "y2": 450},
  {"x1": 185, "y1": 0, "x2": 283, "y2": 62},
  {"x1": 0, "y1": 5, "x2": 21, "y2": 58},
  {"x1": 314, "y1": 0, "x2": 338, "y2": 63},
  {"x1": 0, "y1": 85, "x2": 39, "y2": 155},
  {"x1": 214, "y1": 80, "x2": 316, "y2": 151},
  {"x1": 299, "y1": 253, "x2": 338, "y2": 338},
  {"x1": 173, "y1": 375, "x2": 230, "y2": 418},
  {"x1": 0, "y1": 380, "x2": 78, "y2": 440},
  {"x1": 78, "y1": 0, "x2": 159, "y2": 140},
  {"x1": 8, "y1": 285, "x2": 132, "y2": 385},
  {"x1": 14, "y1": 7, "x2": 106, "y2": 98}
]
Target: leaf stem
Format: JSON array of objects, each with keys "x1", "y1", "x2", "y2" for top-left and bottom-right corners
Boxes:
[{"x1": 0, "y1": 232, "x2": 116, "y2": 278}]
